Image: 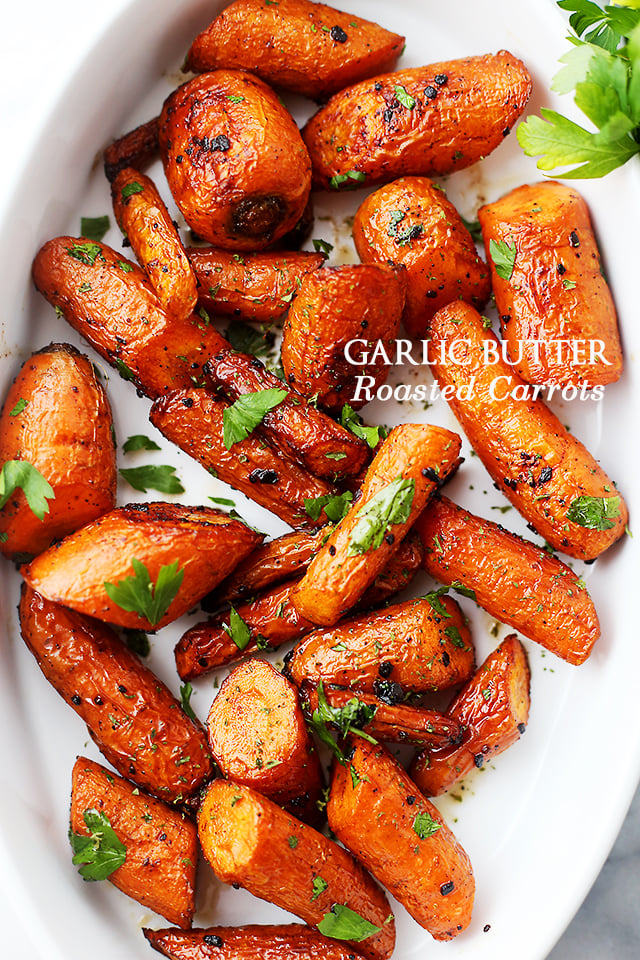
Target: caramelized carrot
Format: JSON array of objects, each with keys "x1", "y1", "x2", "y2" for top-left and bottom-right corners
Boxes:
[
  {"x1": 103, "y1": 116, "x2": 159, "y2": 182},
  {"x1": 143, "y1": 924, "x2": 367, "y2": 959}
]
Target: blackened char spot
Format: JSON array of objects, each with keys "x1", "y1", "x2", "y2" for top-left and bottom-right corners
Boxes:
[
  {"x1": 372, "y1": 679, "x2": 405, "y2": 705},
  {"x1": 249, "y1": 469, "x2": 278, "y2": 484}
]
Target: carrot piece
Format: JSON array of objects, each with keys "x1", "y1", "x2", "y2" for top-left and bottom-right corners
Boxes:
[
  {"x1": 416, "y1": 495, "x2": 600, "y2": 664},
  {"x1": 427, "y1": 301, "x2": 628, "y2": 560},
  {"x1": 185, "y1": 0, "x2": 405, "y2": 101},
  {"x1": 352, "y1": 177, "x2": 490, "y2": 338},
  {"x1": 478, "y1": 181, "x2": 623, "y2": 387},
  {"x1": 31, "y1": 237, "x2": 228, "y2": 399},
  {"x1": 198, "y1": 780, "x2": 395, "y2": 960},
  {"x1": 0, "y1": 343, "x2": 116, "y2": 558},
  {"x1": 290, "y1": 423, "x2": 461, "y2": 626},
  {"x1": 22, "y1": 503, "x2": 262, "y2": 631},
  {"x1": 149, "y1": 389, "x2": 336, "y2": 529},
  {"x1": 303, "y1": 54, "x2": 532, "y2": 189},
  {"x1": 20, "y1": 587, "x2": 213, "y2": 801},
  {"x1": 207, "y1": 658, "x2": 323, "y2": 824},
  {"x1": 328, "y1": 739, "x2": 474, "y2": 941},
  {"x1": 410, "y1": 635, "x2": 531, "y2": 796},
  {"x1": 187, "y1": 247, "x2": 325, "y2": 324},
  {"x1": 103, "y1": 116, "x2": 159, "y2": 182},
  {"x1": 143, "y1": 924, "x2": 367, "y2": 959},
  {"x1": 112, "y1": 168, "x2": 197, "y2": 322},
  {"x1": 70, "y1": 757, "x2": 197, "y2": 926},
  {"x1": 286, "y1": 596, "x2": 474, "y2": 696}
]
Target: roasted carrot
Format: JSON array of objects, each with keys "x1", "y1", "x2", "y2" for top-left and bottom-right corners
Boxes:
[
  {"x1": 159, "y1": 71, "x2": 311, "y2": 250},
  {"x1": 103, "y1": 116, "x2": 159, "y2": 182},
  {"x1": 290, "y1": 423, "x2": 461, "y2": 626},
  {"x1": 427, "y1": 301, "x2": 628, "y2": 560},
  {"x1": 352, "y1": 177, "x2": 490, "y2": 338},
  {"x1": 187, "y1": 247, "x2": 325, "y2": 323},
  {"x1": 0, "y1": 343, "x2": 116, "y2": 558},
  {"x1": 478, "y1": 181, "x2": 623, "y2": 386},
  {"x1": 410, "y1": 635, "x2": 530, "y2": 796},
  {"x1": 302, "y1": 53, "x2": 532, "y2": 189},
  {"x1": 205, "y1": 349, "x2": 369, "y2": 480},
  {"x1": 70, "y1": 757, "x2": 197, "y2": 926},
  {"x1": 207, "y1": 658, "x2": 323, "y2": 824},
  {"x1": 416, "y1": 495, "x2": 600, "y2": 665},
  {"x1": 112, "y1": 167, "x2": 198, "y2": 322},
  {"x1": 31, "y1": 237, "x2": 228, "y2": 399},
  {"x1": 22, "y1": 503, "x2": 262, "y2": 631},
  {"x1": 20, "y1": 587, "x2": 213, "y2": 802},
  {"x1": 286, "y1": 596, "x2": 474, "y2": 696},
  {"x1": 149, "y1": 389, "x2": 336, "y2": 529},
  {"x1": 328, "y1": 739, "x2": 474, "y2": 940},
  {"x1": 281, "y1": 264, "x2": 405, "y2": 411},
  {"x1": 198, "y1": 780, "x2": 395, "y2": 960},
  {"x1": 144, "y1": 924, "x2": 367, "y2": 959}
]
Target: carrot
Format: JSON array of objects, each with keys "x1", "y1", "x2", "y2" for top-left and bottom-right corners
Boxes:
[
  {"x1": 328, "y1": 739, "x2": 474, "y2": 940},
  {"x1": 70, "y1": 757, "x2": 197, "y2": 926},
  {"x1": 185, "y1": 0, "x2": 405, "y2": 101},
  {"x1": 31, "y1": 237, "x2": 228, "y2": 399},
  {"x1": 198, "y1": 780, "x2": 395, "y2": 960},
  {"x1": 427, "y1": 301, "x2": 628, "y2": 560},
  {"x1": 22, "y1": 502, "x2": 262, "y2": 631},
  {"x1": 416, "y1": 495, "x2": 600, "y2": 664},
  {"x1": 103, "y1": 116, "x2": 159, "y2": 182},
  {"x1": 281, "y1": 264, "x2": 406, "y2": 411},
  {"x1": 302, "y1": 53, "x2": 532, "y2": 189},
  {"x1": 478, "y1": 181, "x2": 623, "y2": 386},
  {"x1": 143, "y1": 924, "x2": 367, "y2": 959},
  {"x1": 410, "y1": 635, "x2": 530, "y2": 796},
  {"x1": 353, "y1": 177, "x2": 490, "y2": 338},
  {"x1": 290, "y1": 423, "x2": 461, "y2": 626},
  {"x1": 20, "y1": 587, "x2": 213, "y2": 802},
  {"x1": 0, "y1": 343, "x2": 116, "y2": 558}
]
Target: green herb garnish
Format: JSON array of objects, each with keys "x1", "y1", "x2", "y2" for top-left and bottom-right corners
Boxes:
[
  {"x1": 318, "y1": 904, "x2": 382, "y2": 942},
  {"x1": 566, "y1": 494, "x2": 621, "y2": 529},
  {"x1": 119, "y1": 464, "x2": 184, "y2": 495},
  {"x1": 104, "y1": 558, "x2": 184, "y2": 626},
  {"x1": 65, "y1": 242, "x2": 105, "y2": 266},
  {"x1": 394, "y1": 83, "x2": 416, "y2": 109},
  {"x1": 413, "y1": 810, "x2": 441, "y2": 839},
  {"x1": 340, "y1": 404, "x2": 386, "y2": 449},
  {"x1": 489, "y1": 238, "x2": 517, "y2": 280},
  {"x1": 304, "y1": 491, "x2": 353, "y2": 523},
  {"x1": 328, "y1": 170, "x2": 366, "y2": 189},
  {"x1": 223, "y1": 606, "x2": 251, "y2": 650},
  {"x1": 222, "y1": 388, "x2": 288, "y2": 448},
  {"x1": 69, "y1": 809, "x2": 126, "y2": 881},
  {"x1": 180, "y1": 682, "x2": 197, "y2": 722},
  {"x1": 9, "y1": 398, "x2": 28, "y2": 416},
  {"x1": 121, "y1": 181, "x2": 144, "y2": 200},
  {"x1": 312, "y1": 238, "x2": 334, "y2": 256},
  {"x1": 348, "y1": 476, "x2": 415, "y2": 555},
  {"x1": 80, "y1": 215, "x2": 110, "y2": 242},
  {"x1": 224, "y1": 320, "x2": 275, "y2": 358},
  {"x1": 122, "y1": 435, "x2": 161, "y2": 453},
  {"x1": 0, "y1": 461, "x2": 55, "y2": 520},
  {"x1": 311, "y1": 876, "x2": 329, "y2": 900}
]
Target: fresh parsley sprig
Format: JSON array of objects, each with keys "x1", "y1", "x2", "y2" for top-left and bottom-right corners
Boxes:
[
  {"x1": 348, "y1": 476, "x2": 415, "y2": 555},
  {"x1": 119, "y1": 464, "x2": 185, "y2": 495},
  {"x1": 222, "y1": 388, "x2": 288, "y2": 449},
  {"x1": 104, "y1": 558, "x2": 184, "y2": 626},
  {"x1": 308, "y1": 682, "x2": 378, "y2": 764},
  {"x1": 0, "y1": 460, "x2": 55, "y2": 521},
  {"x1": 69, "y1": 809, "x2": 126, "y2": 881},
  {"x1": 340, "y1": 404, "x2": 387, "y2": 450},
  {"x1": 317, "y1": 904, "x2": 382, "y2": 942},
  {"x1": 304, "y1": 491, "x2": 353, "y2": 523}
]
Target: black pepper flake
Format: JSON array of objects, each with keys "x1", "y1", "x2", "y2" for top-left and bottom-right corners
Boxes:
[
  {"x1": 249, "y1": 468, "x2": 278, "y2": 484},
  {"x1": 182, "y1": 397, "x2": 194, "y2": 408},
  {"x1": 473, "y1": 753, "x2": 484, "y2": 768},
  {"x1": 94, "y1": 696, "x2": 103, "y2": 705},
  {"x1": 232, "y1": 882, "x2": 241, "y2": 890},
  {"x1": 118, "y1": 685, "x2": 127, "y2": 694},
  {"x1": 159, "y1": 832, "x2": 167, "y2": 841},
  {"x1": 204, "y1": 935, "x2": 224, "y2": 948},
  {"x1": 198, "y1": 657, "x2": 208, "y2": 667},
  {"x1": 374, "y1": 81, "x2": 383, "y2": 91},
  {"x1": 502, "y1": 126, "x2": 510, "y2": 136},
  {"x1": 434, "y1": 73, "x2": 448, "y2": 85},
  {"x1": 426, "y1": 290, "x2": 438, "y2": 299},
  {"x1": 406, "y1": 795, "x2": 416, "y2": 805},
  {"x1": 424, "y1": 85, "x2": 438, "y2": 99},
  {"x1": 422, "y1": 466, "x2": 439, "y2": 482},
  {"x1": 557, "y1": 263, "x2": 566, "y2": 275},
  {"x1": 176, "y1": 155, "x2": 183, "y2": 164},
  {"x1": 503, "y1": 478, "x2": 518, "y2": 491},
  {"x1": 517, "y1": 722, "x2": 526, "y2": 734},
  {"x1": 539, "y1": 466, "x2": 553, "y2": 484},
  {"x1": 372, "y1": 679, "x2": 405, "y2": 705},
  {"x1": 210, "y1": 134, "x2": 231, "y2": 152},
  {"x1": 122, "y1": 237, "x2": 131, "y2": 247},
  {"x1": 383, "y1": 107, "x2": 396, "y2": 124},
  {"x1": 440, "y1": 880, "x2": 455, "y2": 896},
  {"x1": 71, "y1": 694, "x2": 81, "y2": 706},
  {"x1": 484, "y1": 924, "x2": 491, "y2": 933},
  {"x1": 384, "y1": 533, "x2": 395, "y2": 545},
  {"x1": 378, "y1": 661, "x2": 394, "y2": 678},
  {"x1": 329, "y1": 544, "x2": 337, "y2": 556},
  {"x1": 569, "y1": 230, "x2": 580, "y2": 247},
  {"x1": 442, "y1": 650, "x2": 451, "y2": 667},
  {"x1": 330, "y1": 25, "x2": 348, "y2": 43}
]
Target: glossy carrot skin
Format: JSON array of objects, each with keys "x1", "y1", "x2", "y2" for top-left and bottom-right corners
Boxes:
[
  {"x1": 428, "y1": 302, "x2": 628, "y2": 560},
  {"x1": 416, "y1": 495, "x2": 600, "y2": 665},
  {"x1": 150, "y1": 389, "x2": 336, "y2": 529},
  {"x1": 290, "y1": 423, "x2": 461, "y2": 626},
  {"x1": 22, "y1": 503, "x2": 262, "y2": 631},
  {"x1": 303, "y1": 53, "x2": 532, "y2": 188},
  {"x1": 112, "y1": 167, "x2": 198, "y2": 322},
  {"x1": 353, "y1": 177, "x2": 490, "y2": 338},
  {"x1": 143, "y1": 924, "x2": 367, "y2": 959},
  {"x1": 286, "y1": 596, "x2": 474, "y2": 695},
  {"x1": 205, "y1": 349, "x2": 369, "y2": 480},
  {"x1": 328, "y1": 739, "x2": 475, "y2": 940},
  {"x1": 0, "y1": 343, "x2": 116, "y2": 558},
  {"x1": 71, "y1": 757, "x2": 197, "y2": 926},
  {"x1": 478, "y1": 181, "x2": 622, "y2": 387},
  {"x1": 410, "y1": 635, "x2": 530, "y2": 796},
  {"x1": 159, "y1": 71, "x2": 311, "y2": 250},
  {"x1": 207, "y1": 658, "x2": 323, "y2": 824},
  {"x1": 281, "y1": 263, "x2": 405, "y2": 411},
  {"x1": 103, "y1": 116, "x2": 159, "y2": 181},
  {"x1": 31, "y1": 237, "x2": 228, "y2": 399},
  {"x1": 198, "y1": 781, "x2": 395, "y2": 960},
  {"x1": 20, "y1": 587, "x2": 213, "y2": 802},
  {"x1": 187, "y1": 247, "x2": 324, "y2": 323}
]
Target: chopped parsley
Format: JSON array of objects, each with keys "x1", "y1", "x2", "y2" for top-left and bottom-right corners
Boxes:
[
  {"x1": 69, "y1": 809, "x2": 126, "y2": 881},
  {"x1": 222, "y1": 388, "x2": 288, "y2": 449},
  {"x1": 104, "y1": 558, "x2": 184, "y2": 626},
  {"x1": 566, "y1": 494, "x2": 621, "y2": 530},
  {"x1": 348, "y1": 476, "x2": 415, "y2": 555},
  {"x1": 0, "y1": 460, "x2": 55, "y2": 520}
]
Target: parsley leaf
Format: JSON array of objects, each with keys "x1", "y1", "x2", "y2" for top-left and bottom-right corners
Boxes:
[
  {"x1": 308, "y1": 682, "x2": 377, "y2": 764},
  {"x1": 122, "y1": 628, "x2": 150, "y2": 657},
  {"x1": 340, "y1": 404, "x2": 386, "y2": 449},
  {"x1": 121, "y1": 181, "x2": 144, "y2": 200},
  {"x1": 9, "y1": 398, "x2": 27, "y2": 416},
  {"x1": 461, "y1": 216, "x2": 483, "y2": 243},
  {"x1": 394, "y1": 83, "x2": 416, "y2": 109},
  {"x1": 311, "y1": 876, "x2": 328, "y2": 901},
  {"x1": 328, "y1": 170, "x2": 366, "y2": 189},
  {"x1": 0, "y1": 461, "x2": 55, "y2": 521},
  {"x1": 312, "y1": 238, "x2": 334, "y2": 256},
  {"x1": 348, "y1": 476, "x2": 415, "y2": 555},
  {"x1": 386, "y1": 209, "x2": 424, "y2": 246},
  {"x1": 223, "y1": 606, "x2": 251, "y2": 650},
  {"x1": 567, "y1": 494, "x2": 621, "y2": 529},
  {"x1": 224, "y1": 320, "x2": 275, "y2": 358},
  {"x1": 424, "y1": 587, "x2": 452, "y2": 617},
  {"x1": 119, "y1": 464, "x2": 185, "y2": 495},
  {"x1": 122, "y1": 435, "x2": 161, "y2": 453},
  {"x1": 557, "y1": 1, "x2": 640, "y2": 53},
  {"x1": 69, "y1": 809, "x2": 126, "y2": 881},
  {"x1": 304, "y1": 491, "x2": 353, "y2": 522},
  {"x1": 180, "y1": 681, "x2": 197, "y2": 722},
  {"x1": 104, "y1": 558, "x2": 184, "y2": 626},
  {"x1": 489, "y1": 238, "x2": 517, "y2": 280},
  {"x1": 65, "y1": 242, "x2": 105, "y2": 267},
  {"x1": 413, "y1": 810, "x2": 441, "y2": 839},
  {"x1": 222, "y1": 388, "x2": 288, "y2": 448},
  {"x1": 318, "y1": 904, "x2": 382, "y2": 942},
  {"x1": 80, "y1": 215, "x2": 110, "y2": 242}
]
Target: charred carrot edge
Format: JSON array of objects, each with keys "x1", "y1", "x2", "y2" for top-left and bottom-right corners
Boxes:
[
  {"x1": 427, "y1": 301, "x2": 628, "y2": 560},
  {"x1": 20, "y1": 587, "x2": 212, "y2": 802},
  {"x1": 410, "y1": 634, "x2": 530, "y2": 797},
  {"x1": 290, "y1": 422, "x2": 461, "y2": 626},
  {"x1": 286, "y1": 596, "x2": 475, "y2": 696},
  {"x1": 149, "y1": 389, "x2": 336, "y2": 530},
  {"x1": 328, "y1": 738, "x2": 475, "y2": 941},
  {"x1": 71, "y1": 757, "x2": 197, "y2": 927},
  {"x1": 112, "y1": 167, "x2": 198, "y2": 322},
  {"x1": 143, "y1": 924, "x2": 367, "y2": 959},
  {"x1": 104, "y1": 116, "x2": 159, "y2": 182},
  {"x1": 207, "y1": 658, "x2": 323, "y2": 824},
  {"x1": 416, "y1": 495, "x2": 600, "y2": 664},
  {"x1": 198, "y1": 780, "x2": 395, "y2": 960}
]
